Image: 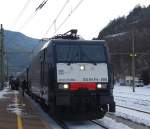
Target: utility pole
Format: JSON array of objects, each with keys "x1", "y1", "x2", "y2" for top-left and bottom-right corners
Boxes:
[
  {"x1": 0, "y1": 24, "x2": 4, "y2": 88},
  {"x1": 6, "y1": 54, "x2": 9, "y2": 79},
  {"x1": 129, "y1": 21, "x2": 138, "y2": 92},
  {"x1": 131, "y1": 29, "x2": 135, "y2": 92}
]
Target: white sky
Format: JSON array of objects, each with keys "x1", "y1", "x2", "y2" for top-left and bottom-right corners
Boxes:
[{"x1": 0, "y1": 0, "x2": 149, "y2": 39}]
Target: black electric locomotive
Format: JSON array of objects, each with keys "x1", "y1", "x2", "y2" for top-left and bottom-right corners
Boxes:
[{"x1": 23, "y1": 30, "x2": 115, "y2": 120}]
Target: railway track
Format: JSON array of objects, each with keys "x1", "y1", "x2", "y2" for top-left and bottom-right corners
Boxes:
[
  {"x1": 116, "y1": 91, "x2": 150, "y2": 97},
  {"x1": 115, "y1": 95, "x2": 150, "y2": 103},
  {"x1": 52, "y1": 117, "x2": 69, "y2": 129},
  {"x1": 53, "y1": 119, "x2": 109, "y2": 129},
  {"x1": 90, "y1": 120, "x2": 109, "y2": 129},
  {"x1": 51, "y1": 119, "x2": 109, "y2": 129},
  {"x1": 116, "y1": 105, "x2": 150, "y2": 115}
]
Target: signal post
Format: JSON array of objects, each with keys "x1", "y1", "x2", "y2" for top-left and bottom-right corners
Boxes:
[{"x1": 0, "y1": 24, "x2": 4, "y2": 88}]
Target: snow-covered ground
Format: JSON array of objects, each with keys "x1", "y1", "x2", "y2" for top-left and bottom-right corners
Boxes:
[
  {"x1": 27, "y1": 91, "x2": 132, "y2": 129},
  {"x1": 1, "y1": 84, "x2": 150, "y2": 129},
  {"x1": 0, "y1": 86, "x2": 10, "y2": 99},
  {"x1": 113, "y1": 84, "x2": 150, "y2": 127}
]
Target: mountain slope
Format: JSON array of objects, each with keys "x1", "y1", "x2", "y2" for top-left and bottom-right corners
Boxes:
[
  {"x1": 97, "y1": 5, "x2": 150, "y2": 83},
  {"x1": 3, "y1": 30, "x2": 44, "y2": 76},
  {"x1": 98, "y1": 5, "x2": 150, "y2": 39}
]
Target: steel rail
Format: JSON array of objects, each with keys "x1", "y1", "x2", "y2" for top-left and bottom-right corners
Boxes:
[
  {"x1": 115, "y1": 95, "x2": 150, "y2": 103},
  {"x1": 116, "y1": 105, "x2": 150, "y2": 115},
  {"x1": 51, "y1": 116, "x2": 69, "y2": 129},
  {"x1": 90, "y1": 120, "x2": 109, "y2": 129}
]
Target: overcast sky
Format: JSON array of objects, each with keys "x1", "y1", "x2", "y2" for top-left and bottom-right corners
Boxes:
[{"x1": 0, "y1": 0, "x2": 149, "y2": 39}]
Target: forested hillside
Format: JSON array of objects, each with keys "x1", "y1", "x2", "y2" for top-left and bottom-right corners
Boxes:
[
  {"x1": 98, "y1": 5, "x2": 150, "y2": 84},
  {"x1": 4, "y1": 30, "x2": 44, "y2": 76},
  {"x1": 98, "y1": 5, "x2": 150, "y2": 38}
]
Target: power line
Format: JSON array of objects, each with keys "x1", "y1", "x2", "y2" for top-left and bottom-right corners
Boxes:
[
  {"x1": 19, "y1": 0, "x2": 48, "y2": 30},
  {"x1": 35, "y1": 0, "x2": 48, "y2": 11},
  {"x1": 19, "y1": 12, "x2": 38, "y2": 30},
  {"x1": 44, "y1": 0, "x2": 70, "y2": 36},
  {"x1": 55, "y1": 0, "x2": 84, "y2": 34},
  {"x1": 12, "y1": 0, "x2": 32, "y2": 28}
]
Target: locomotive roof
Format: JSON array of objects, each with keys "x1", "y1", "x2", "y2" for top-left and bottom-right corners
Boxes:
[{"x1": 40, "y1": 39, "x2": 106, "y2": 51}]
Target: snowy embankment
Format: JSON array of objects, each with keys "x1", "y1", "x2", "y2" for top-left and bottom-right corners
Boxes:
[
  {"x1": 0, "y1": 86, "x2": 10, "y2": 99},
  {"x1": 114, "y1": 84, "x2": 150, "y2": 126}
]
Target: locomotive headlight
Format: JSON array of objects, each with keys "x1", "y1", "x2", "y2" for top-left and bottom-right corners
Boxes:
[
  {"x1": 63, "y1": 84, "x2": 69, "y2": 89},
  {"x1": 58, "y1": 84, "x2": 69, "y2": 89},
  {"x1": 97, "y1": 83, "x2": 107, "y2": 89},
  {"x1": 80, "y1": 65, "x2": 85, "y2": 71},
  {"x1": 97, "y1": 84, "x2": 102, "y2": 88}
]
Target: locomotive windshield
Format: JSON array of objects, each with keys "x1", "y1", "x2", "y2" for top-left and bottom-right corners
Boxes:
[{"x1": 56, "y1": 43, "x2": 107, "y2": 63}]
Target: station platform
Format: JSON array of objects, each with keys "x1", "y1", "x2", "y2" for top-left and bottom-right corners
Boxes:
[{"x1": 0, "y1": 86, "x2": 52, "y2": 129}]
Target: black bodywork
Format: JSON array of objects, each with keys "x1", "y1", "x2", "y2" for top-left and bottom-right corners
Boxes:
[{"x1": 25, "y1": 39, "x2": 115, "y2": 120}]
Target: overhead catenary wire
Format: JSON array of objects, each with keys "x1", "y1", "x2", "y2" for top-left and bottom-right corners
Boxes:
[
  {"x1": 44, "y1": 0, "x2": 70, "y2": 36},
  {"x1": 12, "y1": 0, "x2": 32, "y2": 28},
  {"x1": 55, "y1": 0, "x2": 84, "y2": 34},
  {"x1": 18, "y1": 12, "x2": 38, "y2": 30},
  {"x1": 35, "y1": 0, "x2": 48, "y2": 11},
  {"x1": 7, "y1": 0, "x2": 49, "y2": 76},
  {"x1": 19, "y1": 0, "x2": 48, "y2": 30}
]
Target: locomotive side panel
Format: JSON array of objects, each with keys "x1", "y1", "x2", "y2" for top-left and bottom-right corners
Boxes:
[
  {"x1": 28, "y1": 42, "x2": 56, "y2": 105},
  {"x1": 28, "y1": 53, "x2": 42, "y2": 97}
]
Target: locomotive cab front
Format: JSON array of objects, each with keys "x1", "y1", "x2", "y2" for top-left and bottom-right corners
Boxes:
[{"x1": 52, "y1": 39, "x2": 115, "y2": 120}]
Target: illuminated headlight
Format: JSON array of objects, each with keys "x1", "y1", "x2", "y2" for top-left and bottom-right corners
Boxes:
[
  {"x1": 58, "y1": 84, "x2": 69, "y2": 89},
  {"x1": 80, "y1": 65, "x2": 85, "y2": 71},
  {"x1": 97, "y1": 83, "x2": 107, "y2": 89},
  {"x1": 97, "y1": 84, "x2": 102, "y2": 88},
  {"x1": 64, "y1": 84, "x2": 69, "y2": 89}
]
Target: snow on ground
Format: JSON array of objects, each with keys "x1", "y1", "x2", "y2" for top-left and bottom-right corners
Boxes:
[
  {"x1": 7, "y1": 91, "x2": 25, "y2": 116},
  {"x1": 1, "y1": 83, "x2": 150, "y2": 128},
  {"x1": 114, "y1": 84, "x2": 150, "y2": 127},
  {"x1": 116, "y1": 106, "x2": 150, "y2": 127},
  {"x1": 27, "y1": 92, "x2": 132, "y2": 129},
  {"x1": 98, "y1": 116, "x2": 131, "y2": 129},
  {"x1": 66, "y1": 121, "x2": 103, "y2": 129},
  {"x1": 0, "y1": 84, "x2": 24, "y2": 116},
  {"x1": 0, "y1": 86, "x2": 10, "y2": 99},
  {"x1": 66, "y1": 117, "x2": 132, "y2": 129}
]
